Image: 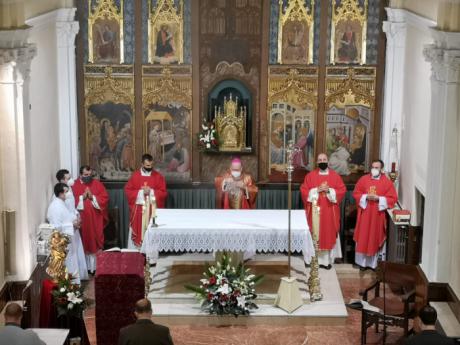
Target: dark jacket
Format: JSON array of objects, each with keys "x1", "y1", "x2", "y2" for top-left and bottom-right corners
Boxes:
[
  {"x1": 118, "y1": 319, "x2": 174, "y2": 345},
  {"x1": 405, "y1": 330, "x2": 455, "y2": 345}
]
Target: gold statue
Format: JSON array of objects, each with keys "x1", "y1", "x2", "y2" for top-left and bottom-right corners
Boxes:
[
  {"x1": 215, "y1": 94, "x2": 247, "y2": 152},
  {"x1": 46, "y1": 231, "x2": 70, "y2": 283}
]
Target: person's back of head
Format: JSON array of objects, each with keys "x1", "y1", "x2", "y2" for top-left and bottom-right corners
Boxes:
[
  {"x1": 419, "y1": 305, "x2": 437, "y2": 328},
  {"x1": 4, "y1": 302, "x2": 23, "y2": 326},
  {"x1": 134, "y1": 298, "x2": 152, "y2": 320}
]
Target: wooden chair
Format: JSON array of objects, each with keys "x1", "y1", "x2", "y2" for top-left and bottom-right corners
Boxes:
[{"x1": 359, "y1": 262, "x2": 429, "y2": 344}]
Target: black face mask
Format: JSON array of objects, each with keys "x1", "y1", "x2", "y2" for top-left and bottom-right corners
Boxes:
[
  {"x1": 82, "y1": 176, "x2": 93, "y2": 184},
  {"x1": 143, "y1": 167, "x2": 153, "y2": 172},
  {"x1": 318, "y1": 162, "x2": 328, "y2": 171}
]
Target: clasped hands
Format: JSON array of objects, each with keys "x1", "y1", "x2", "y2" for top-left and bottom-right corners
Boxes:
[
  {"x1": 142, "y1": 186, "x2": 151, "y2": 195},
  {"x1": 317, "y1": 184, "x2": 329, "y2": 193},
  {"x1": 73, "y1": 218, "x2": 81, "y2": 229},
  {"x1": 83, "y1": 188, "x2": 93, "y2": 200},
  {"x1": 366, "y1": 194, "x2": 379, "y2": 201}
]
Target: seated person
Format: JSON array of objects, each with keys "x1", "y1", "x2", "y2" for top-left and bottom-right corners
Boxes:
[
  {"x1": 215, "y1": 158, "x2": 258, "y2": 209},
  {"x1": 404, "y1": 305, "x2": 455, "y2": 345}
]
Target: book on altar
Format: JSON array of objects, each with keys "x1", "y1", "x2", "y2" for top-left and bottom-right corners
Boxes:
[
  {"x1": 392, "y1": 209, "x2": 411, "y2": 222},
  {"x1": 347, "y1": 299, "x2": 382, "y2": 313},
  {"x1": 104, "y1": 247, "x2": 140, "y2": 253}
]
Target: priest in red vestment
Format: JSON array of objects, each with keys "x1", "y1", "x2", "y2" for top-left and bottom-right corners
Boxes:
[
  {"x1": 353, "y1": 159, "x2": 398, "y2": 269},
  {"x1": 73, "y1": 165, "x2": 109, "y2": 274},
  {"x1": 125, "y1": 153, "x2": 167, "y2": 249},
  {"x1": 300, "y1": 153, "x2": 346, "y2": 268},
  {"x1": 215, "y1": 158, "x2": 258, "y2": 209}
]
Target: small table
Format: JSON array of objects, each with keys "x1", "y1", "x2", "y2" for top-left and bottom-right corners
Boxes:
[{"x1": 141, "y1": 209, "x2": 314, "y2": 263}]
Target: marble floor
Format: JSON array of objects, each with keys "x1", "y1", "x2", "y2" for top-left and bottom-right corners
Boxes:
[{"x1": 83, "y1": 255, "x2": 407, "y2": 345}]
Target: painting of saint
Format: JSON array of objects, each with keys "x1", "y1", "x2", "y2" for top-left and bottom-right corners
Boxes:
[
  {"x1": 87, "y1": 102, "x2": 134, "y2": 180},
  {"x1": 93, "y1": 19, "x2": 120, "y2": 64},
  {"x1": 282, "y1": 20, "x2": 309, "y2": 64},
  {"x1": 335, "y1": 21, "x2": 361, "y2": 64},
  {"x1": 144, "y1": 104, "x2": 191, "y2": 182},
  {"x1": 326, "y1": 105, "x2": 370, "y2": 175},
  {"x1": 153, "y1": 23, "x2": 179, "y2": 64}
]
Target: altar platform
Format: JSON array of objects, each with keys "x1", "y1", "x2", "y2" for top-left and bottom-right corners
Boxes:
[{"x1": 147, "y1": 253, "x2": 348, "y2": 326}]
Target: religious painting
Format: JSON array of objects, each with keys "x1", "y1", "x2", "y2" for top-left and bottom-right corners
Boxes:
[
  {"x1": 267, "y1": 67, "x2": 318, "y2": 178},
  {"x1": 148, "y1": 0, "x2": 184, "y2": 64},
  {"x1": 269, "y1": 103, "x2": 315, "y2": 171},
  {"x1": 325, "y1": 67, "x2": 376, "y2": 176},
  {"x1": 84, "y1": 66, "x2": 134, "y2": 180},
  {"x1": 87, "y1": 102, "x2": 134, "y2": 179},
  {"x1": 142, "y1": 66, "x2": 192, "y2": 182},
  {"x1": 88, "y1": 0, "x2": 124, "y2": 64},
  {"x1": 143, "y1": 105, "x2": 191, "y2": 181},
  {"x1": 278, "y1": 0, "x2": 314, "y2": 65},
  {"x1": 92, "y1": 18, "x2": 120, "y2": 64},
  {"x1": 326, "y1": 105, "x2": 371, "y2": 175},
  {"x1": 330, "y1": 0, "x2": 367, "y2": 65}
]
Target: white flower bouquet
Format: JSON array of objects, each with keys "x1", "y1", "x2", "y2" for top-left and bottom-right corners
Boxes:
[
  {"x1": 51, "y1": 273, "x2": 86, "y2": 318},
  {"x1": 198, "y1": 118, "x2": 219, "y2": 151},
  {"x1": 185, "y1": 252, "x2": 263, "y2": 316}
]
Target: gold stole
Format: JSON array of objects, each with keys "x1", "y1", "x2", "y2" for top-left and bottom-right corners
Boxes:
[{"x1": 141, "y1": 182, "x2": 157, "y2": 241}]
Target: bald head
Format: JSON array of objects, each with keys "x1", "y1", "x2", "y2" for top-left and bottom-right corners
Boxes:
[
  {"x1": 317, "y1": 153, "x2": 329, "y2": 171},
  {"x1": 5, "y1": 303, "x2": 23, "y2": 325},
  {"x1": 134, "y1": 298, "x2": 152, "y2": 319}
]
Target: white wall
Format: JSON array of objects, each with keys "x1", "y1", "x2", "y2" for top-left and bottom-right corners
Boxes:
[
  {"x1": 398, "y1": 23, "x2": 433, "y2": 220},
  {"x1": 26, "y1": 13, "x2": 62, "y2": 259}
]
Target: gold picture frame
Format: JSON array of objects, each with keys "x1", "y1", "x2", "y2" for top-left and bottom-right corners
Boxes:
[
  {"x1": 330, "y1": 0, "x2": 368, "y2": 65},
  {"x1": 148, "y1": 0, "x2": 184, "y2": 64},
  {"x1": 88, "y1": 0, "x2": 124, "y2": 64},
  {"x1": 277, "y1": 0, "x2": 315, "y2": 65}
]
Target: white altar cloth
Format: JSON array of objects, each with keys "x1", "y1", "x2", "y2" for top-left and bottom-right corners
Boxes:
[{"x1": 141, "y1": 209, "x2": 315, "y2": 263}]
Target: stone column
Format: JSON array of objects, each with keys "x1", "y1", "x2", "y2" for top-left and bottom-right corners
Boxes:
[
  {"x1": 56, "y1": 9, "x2": 80, "y2": 176},
  {"x1": 0, "y1": 29, "x2": 37, "y2": 280},
  {"x1": 381, "y1": 8, "x2": 407, "y2": 169},
  {"x1": 423, "y1": 31, "x2": 460, "y2": 282},
  {"x1": 26, "y1": 8, "x2": 80, "y2": 176}
]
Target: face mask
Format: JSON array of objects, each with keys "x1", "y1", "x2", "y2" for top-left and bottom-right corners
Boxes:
[
  {"x1": 143, "y1": 167, "x2": 153, "y2": 173},
  {"x1": 318, "y1": 162, "x2": 328, "y2": 171},
  {"x1": 371, "y1": 168, "x2": 380, "y2": 177},
  {"x1": 231, "y1": 171, "x2": 241, "y2": 178},
  {"x1": 81, "y1": 176, "x2": 93, "y2": 184},
  {"x1": 65, "y1": 190, "x2": 72, "y2": 199},
  {"x1": 66, "y1": 178, "x2": 75, "y2": 187}
]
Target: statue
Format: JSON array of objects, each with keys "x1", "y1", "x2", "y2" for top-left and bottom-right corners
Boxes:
[{"x1": 46, "y1": 231, "x2": 70, "y2": 282}]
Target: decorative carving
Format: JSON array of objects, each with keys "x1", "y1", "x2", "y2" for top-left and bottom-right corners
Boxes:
[
  {"x1": 331, "y1": 0, "x2": 368, "y2": 65},
  {"x1": 47, "y1": 231, "x2": 70, "y2": 283},
  {"x1": 277, "y1": 0, "x2": 314, "y2": 64},
  {"x1": 148, "y1": 0, "x2": 183, "y2": 64},
  {"x1": 215, "y1": 94, "x2": 247, "y2": 151},
  {"x1": 88, "y1": 0, "x2": 124, "y2": 64},
  {"x1": 423, "y1": 45, "x2": 460, "y2": 84}
]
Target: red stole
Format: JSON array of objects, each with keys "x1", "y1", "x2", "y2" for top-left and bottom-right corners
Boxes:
[
  {"x1": 353, "y1": 174, "x2": 398, "y2": 256},
  {"x1": 124, "y1": 170, "x2": 167, "y2": 246},
  {"x1": 300, "y1": 169, "x2": 346, "y2": 250},
  {"x1": 72, "y1": 179, "x2": 109, "y2": 254}
]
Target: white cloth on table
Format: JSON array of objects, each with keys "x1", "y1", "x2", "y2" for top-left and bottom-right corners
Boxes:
[
  {"x1": 46, "y1": 198, "x2": 88, "y2": 283},
  {"x1": 141, "y1": 209, "x2": 315, "y2": 264}
]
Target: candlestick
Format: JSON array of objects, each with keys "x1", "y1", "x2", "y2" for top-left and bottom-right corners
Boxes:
[{"x1": 391, "y1": 162, "x2": 396, "y2": 173}]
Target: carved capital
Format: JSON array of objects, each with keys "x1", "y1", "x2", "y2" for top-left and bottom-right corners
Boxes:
[
  {"x1": 383, "y1": 21, "x2": 407, "y2": 48},
  {"x1": 0, "y1": 44, "x2": 36, "y2": 67},
  {"x1": 56, "y1": 21, "x2": 79, "y2": 48},
  {"x1": 424, "y1": 44, "x2": 460, "y2": 83}
]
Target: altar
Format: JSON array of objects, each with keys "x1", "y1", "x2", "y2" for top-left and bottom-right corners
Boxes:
[{"x1": 141, "y1": 209, "x2": 315, "y2": 263}]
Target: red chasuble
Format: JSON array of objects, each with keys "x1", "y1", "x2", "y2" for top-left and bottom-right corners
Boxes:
[
  {"x1": 214, "y1": 172, "x2": 258, "y2": 209},
  {"x1": 353, "y1": 174, "x2": 397, "y2": 256},
  {"x1": 124, "y1": 170, "x2": 167, "y2": 246},
  {"x1": 72, "y1": 179, "x2": 109, "y2": 254},
  {"x1": 300, "y1": 169, "x2": 346, "y2": 250}
]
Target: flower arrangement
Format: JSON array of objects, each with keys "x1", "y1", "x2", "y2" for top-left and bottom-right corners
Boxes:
[
  {"x1": 51, "y1": 274, "x2": 86, "y2": 318},
  {"x1": 198, "y1": 118, "x2": 219, "y2": 151},
  {"x1": 185, "y1": 253, "x2": 263, "y2": 317}
]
